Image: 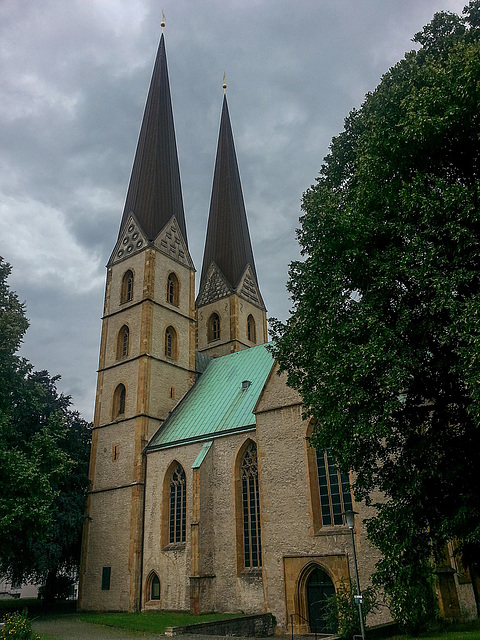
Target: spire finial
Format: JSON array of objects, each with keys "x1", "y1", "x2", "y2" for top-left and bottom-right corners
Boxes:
[
  {"x1": 222, "y1": 72, "x2": 227, "y2": 94},
  {"x1": 161, "y1": 10, "x2": 166, "y2": 31}
]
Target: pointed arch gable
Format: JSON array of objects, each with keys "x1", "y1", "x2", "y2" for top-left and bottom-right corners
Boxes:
[{"x1": 284, "y1": 555, "x2": 350, "y2": 636}]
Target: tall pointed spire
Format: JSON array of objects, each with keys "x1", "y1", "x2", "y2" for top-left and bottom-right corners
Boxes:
[
  {"x1": 199, "y1": 95, "x2": 258, "y2": 293},
  {"x1": 119, "y1": 32, "x2": 187, "y2": 244}
]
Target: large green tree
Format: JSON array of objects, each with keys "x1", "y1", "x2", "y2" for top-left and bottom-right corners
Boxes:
[
  {"x1": 270, "y1": 2, "x2": 480, "y2": 631},
  {"x1": 0, "y1": 257, "x2": 91, "y2": 598}
]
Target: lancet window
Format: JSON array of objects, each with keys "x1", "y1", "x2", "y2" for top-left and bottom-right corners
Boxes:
[
  {"x1": 167, "y1": 272, "x2": 179, "y2": 306},
  {"x1": 121, "y1": 270, "x2": 134, "y2": 303},
  {"x1": 241, "y1": 442, "x2": 262, "y2": 569},
  {"x1": 169, "y1": 464, "x2": 186, "y2": 544},
  {"x1": 116, "y1": 325, "x2": 130, "y2": 359},
  {"x1": 247, "y1": 314, "x2": 256, "y2": 343},
  {"x1": 164, "y1": 326, "x2": 178, "y2": 359},
  {"x1": 113, "y1": 383, "x2": 126, "y2": 419},
  {"x1": 208, "y1": 313, "x2": 220, "y2": 342},
  {"x1": 149, "y1": 573, "x2": 160, "y2": 601}
]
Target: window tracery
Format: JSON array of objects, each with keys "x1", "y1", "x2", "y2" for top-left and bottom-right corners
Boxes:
[
  {"x1": 316, "y1": 449, "x2": 352, "y2": 526},
  {"x1": 169, "y1": 464, "x2": 186, "y2": 544},
  {"x1": 241, "y1": 442, "x2": 262, "y2": 568}
]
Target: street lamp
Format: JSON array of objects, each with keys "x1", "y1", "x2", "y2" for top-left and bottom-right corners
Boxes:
[{"x1": 344, "y1": 509, "x2": 366, "y2": 640}]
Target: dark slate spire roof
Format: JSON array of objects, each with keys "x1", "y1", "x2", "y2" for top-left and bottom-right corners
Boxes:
[
  {"x1": 118, "y1": 33, "x2": 187, "y2": 244},
  {"x1": 199, "y1": 95, "x2": 258, "y2": 292}
]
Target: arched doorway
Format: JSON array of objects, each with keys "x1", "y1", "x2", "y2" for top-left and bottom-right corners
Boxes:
[{"x1": 306, "y1": 567, "x2": 336, "y2": 633}]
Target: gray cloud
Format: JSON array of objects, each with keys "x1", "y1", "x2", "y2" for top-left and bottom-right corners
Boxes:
[{"x1": 0, "y1": 0, "x2": 466, "y2": 418}]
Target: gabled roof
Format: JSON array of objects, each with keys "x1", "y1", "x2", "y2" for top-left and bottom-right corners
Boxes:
[
  {"x1": 146, "y1": 343, "x2": 274, "y2": 451},
  {"x1": 197, "y1": 95, "x2": 260, "y2": 302},
  {"x1": 118, "y1": 33, "x2": 187, "y2": 244}
]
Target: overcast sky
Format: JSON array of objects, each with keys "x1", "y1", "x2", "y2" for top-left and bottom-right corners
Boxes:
[{"x1": 0, "y1": 0, "x2": 466, "y2": 420}]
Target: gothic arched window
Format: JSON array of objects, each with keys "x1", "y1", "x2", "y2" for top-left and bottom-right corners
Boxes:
[
  {"x1": 208, "y1": 313, "x2": 220, "y2": 342},
  {"x1": 113, "y1": 383, "x2": 126, "y2": 419},
  {"x1": 164, "y1": 326, "x2": 178, "y2": 359},
  {"x1": 116, "y1": 325, "x2": 130, "y2": 359},
  {"x1": 247, "y1": 314, "x2": 256, "y2": 343},
  {"x1": 241, "y1": 442, "x2": 262, "y2": 569},
  {"x1": 149, "y1": 573, "x2": 160, "y2": 601},
  {"x1": 316, "y1": 449, "x2": 352, "y2": 526},
  {"x1": 121, "y1": 270, "x2": 134, "y2": 303},
  {"x1": 167, "y1": 272, "x2": 179, "y2": 306},
  {"x1": 169, "y1": 464, "x2": 186, "y2": 544}
]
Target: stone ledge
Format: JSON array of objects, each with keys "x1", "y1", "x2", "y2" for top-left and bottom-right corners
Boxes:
[{"x1": 165, "y1": 613, "x2": 275, "y2": 637}]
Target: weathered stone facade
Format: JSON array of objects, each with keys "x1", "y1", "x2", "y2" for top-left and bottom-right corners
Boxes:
[{"x1": 79, "y1": 28, "x2": 478, "y2": 633}]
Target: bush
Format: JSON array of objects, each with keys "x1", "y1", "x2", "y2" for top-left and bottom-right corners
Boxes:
[
  {"x1": 325, "y1": 579, "x2": 378, "y2": 639},
  {"x1": 0, "y1": 610, "x2": 39, "y2": 640}
]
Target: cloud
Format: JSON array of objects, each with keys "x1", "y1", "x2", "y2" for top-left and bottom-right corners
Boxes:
[
  {"x1": 2, "y1": 194, "x2": 104, "y2": 294},
  {"x1": 0, "y1": 0, "x2": 469, "y2": 418}
]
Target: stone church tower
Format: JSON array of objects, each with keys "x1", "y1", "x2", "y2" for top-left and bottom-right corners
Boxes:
[
  {"x1": 79, "y1": 28, "x2": 478, "y2": 628},
  {"x1": 78, "y1": 27, "x2": 266, "y2": 613},
  {"x1": 196, "y1": 95, "x2": 267, "y2": 357},
  {"x1": 79, "y1": 32, "x2": 196, "y2": 612}
]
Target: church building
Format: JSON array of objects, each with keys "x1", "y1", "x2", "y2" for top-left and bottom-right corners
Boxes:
[{"x1": 78, "y1": 29, "x2": 477, "y2": 633}]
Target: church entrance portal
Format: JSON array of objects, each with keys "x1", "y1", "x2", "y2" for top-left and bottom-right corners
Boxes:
[{"x1": 306, "y1": 567, "x2": 336, "y2": 634}]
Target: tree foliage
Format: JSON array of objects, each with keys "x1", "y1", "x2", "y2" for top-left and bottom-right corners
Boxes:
[
  {"x1": 325, "y1": 579, "x2": 378, "y2": 640},
  {"x1": 0, "y1": 257, "x2": 91, "y2": 596},
  {"x1": 270, "y1": 2, "x2": 480, "y2": 631}
]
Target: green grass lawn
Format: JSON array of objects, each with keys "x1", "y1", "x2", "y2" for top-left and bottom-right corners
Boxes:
[
  {"x1": 79, "y1": 610, "x2": 241, "y2": 634},
  {"x1": 2, "y1": 599, "x2": 479, "y2": 640},
  {"x1": 81, "y1": 614, "x2": 480, "y2": 639},
  {"x1": 388, "y1": 618, "x2": 480, "y2": 640}
]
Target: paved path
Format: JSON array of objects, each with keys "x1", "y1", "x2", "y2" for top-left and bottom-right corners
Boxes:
[
  {"x1": 33, "y1": 616, "x2": 161, "y2": 639},
  {"x1": 33, "y1": 616, "x2": 279, "y2": 640}
]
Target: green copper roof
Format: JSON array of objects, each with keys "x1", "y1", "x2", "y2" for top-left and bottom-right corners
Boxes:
[{"x1": 147, "y1": 343, "x2": 274, "y2": 451}]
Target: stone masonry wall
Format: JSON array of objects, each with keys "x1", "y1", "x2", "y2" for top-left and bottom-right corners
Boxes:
[{"x1": 255, "y1": 364, "x2": 390, "y2": 632}]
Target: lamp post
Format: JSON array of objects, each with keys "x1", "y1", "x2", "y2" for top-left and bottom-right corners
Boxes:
[{"x1": 344, "y1": 509, "x2": 366, "y2": 640}]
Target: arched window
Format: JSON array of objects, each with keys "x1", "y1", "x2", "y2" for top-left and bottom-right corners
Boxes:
[
  {"x1": 247, "y1": 314, "x2": 256, "y2": 343},
  {"x1": 149, "y1": 573, "x2": 160, "y2": 601},
  {"x1": 241, "y1": 442, "x2": 262, "y2": 568},
  {"x1": 113, "y1": 383, "x2": 126, "y2": 419},
  {"x1": 208, "y1": 313, "x2": 220, "y2": 342},
  {"x1": 164, "y1": 326, "x2": 178, "y2": 359},
  {"x1": 166, "y1": 272, "x2": 179, "y2": 306},
  {"x1": 169, "y1": 464, "x2": 186, "y2": 544},
  {"x1": 116, "y1": 325, "x2": 130, "y2": 359},
  {"x1": 121, "y1": 270, "x2": 134, "y2": 303},
  {"x1": 316, "y1": 450, "x2": 352, "y2": 526}
]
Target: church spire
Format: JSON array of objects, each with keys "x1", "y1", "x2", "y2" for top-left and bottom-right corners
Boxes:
[
  {"x1": 198, "y1": 94, "x2": 259, "y2": 296},
  {"x1": 118, "y1": 32, "x2": 187, "y2": 244}
]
